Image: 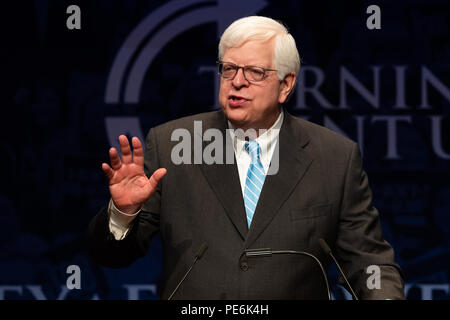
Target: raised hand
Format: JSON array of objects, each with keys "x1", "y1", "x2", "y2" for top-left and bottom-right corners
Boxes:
[{"x1": 102, "y1": 135, "x2": 166, "y2": 214}]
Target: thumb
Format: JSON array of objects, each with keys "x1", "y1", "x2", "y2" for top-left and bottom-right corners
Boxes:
[{"x1": 149, "y1": 168, "x2": 167, "y2": 190}]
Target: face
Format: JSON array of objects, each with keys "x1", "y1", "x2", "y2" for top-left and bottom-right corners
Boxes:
[{"x1": 218, "y1": 39, "x2": 296, "y2": 131}]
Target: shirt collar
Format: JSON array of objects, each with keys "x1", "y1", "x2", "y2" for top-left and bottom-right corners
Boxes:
[{"x1": 228, "y1": 109, "x2": 284, "y2": 164}]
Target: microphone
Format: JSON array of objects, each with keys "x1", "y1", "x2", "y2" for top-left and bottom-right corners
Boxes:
[
  {"x1": 243, "y1": 248, "x2": 331, "y2": 300},
  {"x1": 167, "y1": 242, "x2": 208, "y2": 300},
  {"x1": 318, "y1": 238, "x2": 359, "y2": 300}
]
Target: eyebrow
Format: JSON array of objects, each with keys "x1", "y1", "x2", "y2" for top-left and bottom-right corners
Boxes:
[{"x1": 222, "y1": 61, "x2": 273, "y2": 69}]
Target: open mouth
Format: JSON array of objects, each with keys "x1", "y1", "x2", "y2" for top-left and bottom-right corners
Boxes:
[{"x1": 228, "y1": 95, "x2": 249, "y2": 106}]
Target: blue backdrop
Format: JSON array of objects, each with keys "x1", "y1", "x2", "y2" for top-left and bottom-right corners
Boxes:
[{"x1": 1, "y1": 0, "x2": 449, "y2": 300}]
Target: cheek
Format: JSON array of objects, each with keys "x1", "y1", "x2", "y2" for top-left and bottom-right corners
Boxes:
[
  {"x1": 218, "y1": 82, "x2": 229, "y2": 102},
  {"x1": 218, "y1": 94, "x2": 225, "y2": 109},
  {"x1": 256, "y1": 86, "x2": 280, "y2": 107}
]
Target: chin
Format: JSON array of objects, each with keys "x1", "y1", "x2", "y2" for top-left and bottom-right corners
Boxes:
[{"x1": 224, "y1": 107, "x2": 248, "y2": 124}]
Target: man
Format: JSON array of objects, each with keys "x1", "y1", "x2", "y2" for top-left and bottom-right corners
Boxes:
[{"x1": 88, "y1": 16, "x2": 405, "y2": 299}]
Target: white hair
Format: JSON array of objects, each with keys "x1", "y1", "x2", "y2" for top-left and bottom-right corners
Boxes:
[{"x1": 218, "y1": 16, "x2": 300, "y2": 80}]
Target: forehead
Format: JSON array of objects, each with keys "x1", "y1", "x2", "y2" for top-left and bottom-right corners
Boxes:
[{"x1": 222, "y1": 39, "x2": 275, "y2": 67}]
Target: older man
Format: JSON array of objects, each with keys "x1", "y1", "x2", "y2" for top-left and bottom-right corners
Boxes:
[{"x1": 88, "y1": 16, "x2": 405, "y2": 299}]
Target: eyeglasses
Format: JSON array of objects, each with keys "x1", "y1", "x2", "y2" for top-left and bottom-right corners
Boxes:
[{"x1": 217, "y1": 61, "x2": 277, "y2": 82}]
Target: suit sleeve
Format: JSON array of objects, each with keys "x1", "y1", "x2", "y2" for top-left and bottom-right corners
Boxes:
[
  {"x1": 336, "y1": 143, "x2": 405, "y2": 300},
  {"x1": 86, "y1": 128, "x2": 162, "y2": 268}
]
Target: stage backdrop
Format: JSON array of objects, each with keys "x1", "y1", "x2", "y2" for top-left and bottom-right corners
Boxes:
[{"x1": 1, "y1": 0, "x2": 449, "y2": 300}]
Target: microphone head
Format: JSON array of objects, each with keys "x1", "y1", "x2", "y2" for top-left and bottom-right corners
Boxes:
[
  {"x1": 195, "y1": 243, "x2": 208, "y2": 259},
  {"x1": 318, "y1": 238, "x2": 332, "y2": 255}
]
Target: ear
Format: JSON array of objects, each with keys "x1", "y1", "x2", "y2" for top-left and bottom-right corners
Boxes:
[{"x1": 278, "y1": 73, "x2": 297, "y2": 104}]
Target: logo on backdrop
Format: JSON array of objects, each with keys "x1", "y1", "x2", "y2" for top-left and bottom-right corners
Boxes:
[{"x1": 104, "y1": 1, "x2": 450, "y2": 162}]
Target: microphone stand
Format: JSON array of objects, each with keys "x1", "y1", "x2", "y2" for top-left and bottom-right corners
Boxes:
[{"x1": 243, "y1": 248, "x2": 331, "y2": 300}]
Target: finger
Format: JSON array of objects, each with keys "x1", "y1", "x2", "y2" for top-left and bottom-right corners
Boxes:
[
  {"x1": 131, "y1": 137, "x2": 144, "y2": 167},
  {"x1": 101, "y1": 163, "x2": 114, "y2": 181},
  {"x1": 109, "y1": 147, "x2": 122, "y2": 170},
  {"x1": 119, "y1": 135, "x2": 132, "y2": 164},
  {"x1": 148, "y1": 168, "x2": 167, "y2": 191}
]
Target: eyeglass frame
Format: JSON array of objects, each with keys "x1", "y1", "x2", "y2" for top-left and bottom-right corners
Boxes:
[{"x1": 216, "y1": 60, "x2": 278, "y2": 82}]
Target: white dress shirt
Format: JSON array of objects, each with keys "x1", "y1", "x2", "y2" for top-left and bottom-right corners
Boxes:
[
  {"x1": 108, "y1": 110, "x2": 284, "y2": 240},
  {"x1": 227, "y1": 110, "x2": 284, "y2": 196}
]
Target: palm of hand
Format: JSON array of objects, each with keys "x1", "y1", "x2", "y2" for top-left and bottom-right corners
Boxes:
[
  {"x1": 102, "y1": 135, "x2": 166, "y2": 213},
  {"x1": 108, "y1": 163, "x2": 152, "y2": 209}
]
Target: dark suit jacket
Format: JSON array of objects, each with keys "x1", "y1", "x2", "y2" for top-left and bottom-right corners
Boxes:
[{"x1": 88, "y1": 109, "x2": 405, "y2": 299}]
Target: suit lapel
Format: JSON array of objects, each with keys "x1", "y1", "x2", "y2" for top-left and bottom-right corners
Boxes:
[
  {"x1": 197, "y1": 110, "x2": 313, "y2": 244},
  {"x1": 244, "y1": 111, "x2": 313, "y2": 248},
  {"x1": 198, "y1": 111, "x2": 248, "y2": 240}
]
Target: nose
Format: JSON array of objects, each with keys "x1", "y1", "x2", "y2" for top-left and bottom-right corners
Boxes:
[{"x1": 232, "y1": 67, "x2": 249, "y2": 89}]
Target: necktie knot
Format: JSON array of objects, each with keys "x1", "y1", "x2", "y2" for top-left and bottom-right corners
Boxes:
[{"x1": 244, "y1": 140, "x2": 261, "y2": 163}]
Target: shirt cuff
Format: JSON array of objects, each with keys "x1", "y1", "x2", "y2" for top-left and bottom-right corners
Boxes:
[{"x1": 108, "y1": 199, "x2": 141, "y2": 240}]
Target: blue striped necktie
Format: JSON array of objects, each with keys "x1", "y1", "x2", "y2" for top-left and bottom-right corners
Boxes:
[{"x1": 243, "y1": 140, "x2": 266, "y2": 228}]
